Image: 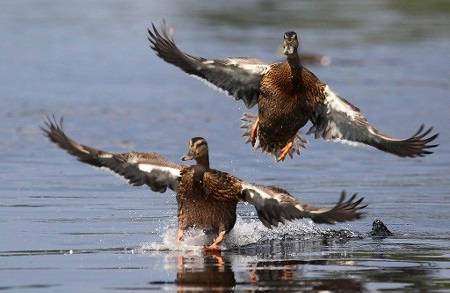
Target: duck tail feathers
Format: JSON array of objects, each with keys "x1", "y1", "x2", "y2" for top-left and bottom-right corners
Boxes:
[{"x1": 240, "y1": 113, "x2": 307, "y2": 160}]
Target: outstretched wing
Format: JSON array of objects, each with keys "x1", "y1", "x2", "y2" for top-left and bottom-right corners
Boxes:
[
  {"x1": 241, "y1": 182, "x2": 366, "y2": 228},
  {"x1": 308, "y1": 85, "x2": 439, "y2": 157},
  {"x1": 41, "y1": 116, "x2": 182, "y2": 193},
  {"x1": 147, "y1": 21, "x2": 270, "y2": 108}
]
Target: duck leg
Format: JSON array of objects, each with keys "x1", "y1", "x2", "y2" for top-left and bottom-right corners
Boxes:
[
  {"x1": 249, "y1": 116, "x2": 259, "y2": 146},
  {"x1": 277, "y1": 135, "x2": 296, "y2": 161},
  {"x1": 204, "y1": 231, "x2": 226, "y2": 251},
  {"x1": 176, "y1": 228, "x2": 184, "y2": 241}
]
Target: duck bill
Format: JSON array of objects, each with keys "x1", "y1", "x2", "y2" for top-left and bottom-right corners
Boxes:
[
  {"x1": 181, "y1": 154, "x2": 194, "y2": 161},
  {"x1": 282, "y1": 45, "x2": 295, "y2": 55}
]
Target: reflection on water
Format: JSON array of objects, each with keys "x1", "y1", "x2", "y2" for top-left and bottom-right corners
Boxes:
[
  {"x1": 136, "y1": 223, "x2": 450, "y2": 292},
  {"x1": 141, "y1": 234, "x2": 450, "y2": 292},
  {"x1": 2, "y1": 235, "x2": 448, "y2": 292},
  {"x1": 175, "y1": 252, "x2": 235, "y2": 292}
]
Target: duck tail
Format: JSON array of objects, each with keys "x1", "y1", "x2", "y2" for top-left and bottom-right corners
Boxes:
[
  {"x1": 240, "y1": 113, "x2": 307, "y2": 160},
  {"x1": 240, "y1": 112, "x2": 257, "y2": 144}
]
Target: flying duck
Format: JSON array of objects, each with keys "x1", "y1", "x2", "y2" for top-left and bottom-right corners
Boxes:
[
  {"x1": 148, "y1": 23, "x2": 438, "y2": 161},
  {"x1": 41, "y1": 116, "x2": 366, "y2": 250}
]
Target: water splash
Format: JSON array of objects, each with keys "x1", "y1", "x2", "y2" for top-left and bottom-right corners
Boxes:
[
  {"x1": 141, "y1": 216, "x2": 332, "y2": 252},
  {"x1": 224, "y1": 217, "x2": 327, "y2": 248},
  {"x1": 141, "y1": 226, "x2": 211, "y2": 253}
]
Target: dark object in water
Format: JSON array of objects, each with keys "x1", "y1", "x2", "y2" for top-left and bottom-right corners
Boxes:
[{"x1": 370, "y1": 219, "x2": 393, "y2": 237}]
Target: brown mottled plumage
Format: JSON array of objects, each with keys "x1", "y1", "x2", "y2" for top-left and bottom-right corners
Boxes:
[
  {"x1": 41, "y1": 116, "x2": 366, "y2": 250},
  {"x1": 148, "y1": 23, "x2": 438, "y2": 161},
  {"x1": 258, "y1": 61, "x2": 322, "y2": 155},
  {"x1": 177, "y1": 168, "x2": 240, "y2": 235}
]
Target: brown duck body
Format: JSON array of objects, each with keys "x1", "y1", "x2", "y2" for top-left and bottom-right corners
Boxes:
[
  {"x1": 177, "y1": 166, "x2": 240, "y2": 234},
  {"x1": 258, "y1": 60, "x2": 323, "y2": 153}
]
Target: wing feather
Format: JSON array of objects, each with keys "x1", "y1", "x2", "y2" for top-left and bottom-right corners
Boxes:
[
  {"x1": 147, "y1": 21, "x2": 270, "y2": 108},
  {"x1": 308, "y1": 85, "x2": 439, "y2": 157},
  {"x1": 41, "y1": 115, "x2": 182, "y2": 193},
  {"x1": 241, "y1": 183, "x2": 366, "y2": 228}
]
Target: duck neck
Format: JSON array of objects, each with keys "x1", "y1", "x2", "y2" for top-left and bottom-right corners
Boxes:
[
  {"x1": 195, "y1": 154, "x2": 210, "y2": 170},
  {"x1": 287, "y1": 53, "x2": 303, "y2": 87}
]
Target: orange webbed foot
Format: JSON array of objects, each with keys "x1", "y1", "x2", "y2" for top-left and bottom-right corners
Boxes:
[
  {"x1": 277, "y1": 141, "x2": 294, "y2": 162},
  {"x1": 204, "y1": 244, "x2": 221, "y2": 251},
  {"x1": 204, "y1": 231, "x2": 225, "y2": 251}
]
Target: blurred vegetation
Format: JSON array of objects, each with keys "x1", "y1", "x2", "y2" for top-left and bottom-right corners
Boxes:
[
  {"x1": 389, "y1": 0, "x2": 450, "y2": 14},
  {"x1": 182, "y1": 0, "x2": 450, "y2": 44}
]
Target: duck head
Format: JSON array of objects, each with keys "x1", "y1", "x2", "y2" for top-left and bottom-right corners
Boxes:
[
  {"x1": 282, "y1": 31, "x2": 299, "y2": 56},
  {"x1": 181, "y1": 137, "x2": 210, "y2": 168}
]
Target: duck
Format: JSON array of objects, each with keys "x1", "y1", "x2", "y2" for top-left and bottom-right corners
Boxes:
[
  {"x1": 148, "y1": 22, "x2": 438, "y2": 161},
  {"x1": 41, "y1": 116, "x2": 366, "y2": 250}
]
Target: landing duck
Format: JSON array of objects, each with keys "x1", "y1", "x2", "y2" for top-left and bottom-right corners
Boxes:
[
  {"x1": 148, "y1": 22, "x2": 438, "y2": 161},
  {"x1": 42, "y1": 116, "x2": 366, "y2": 250}
]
